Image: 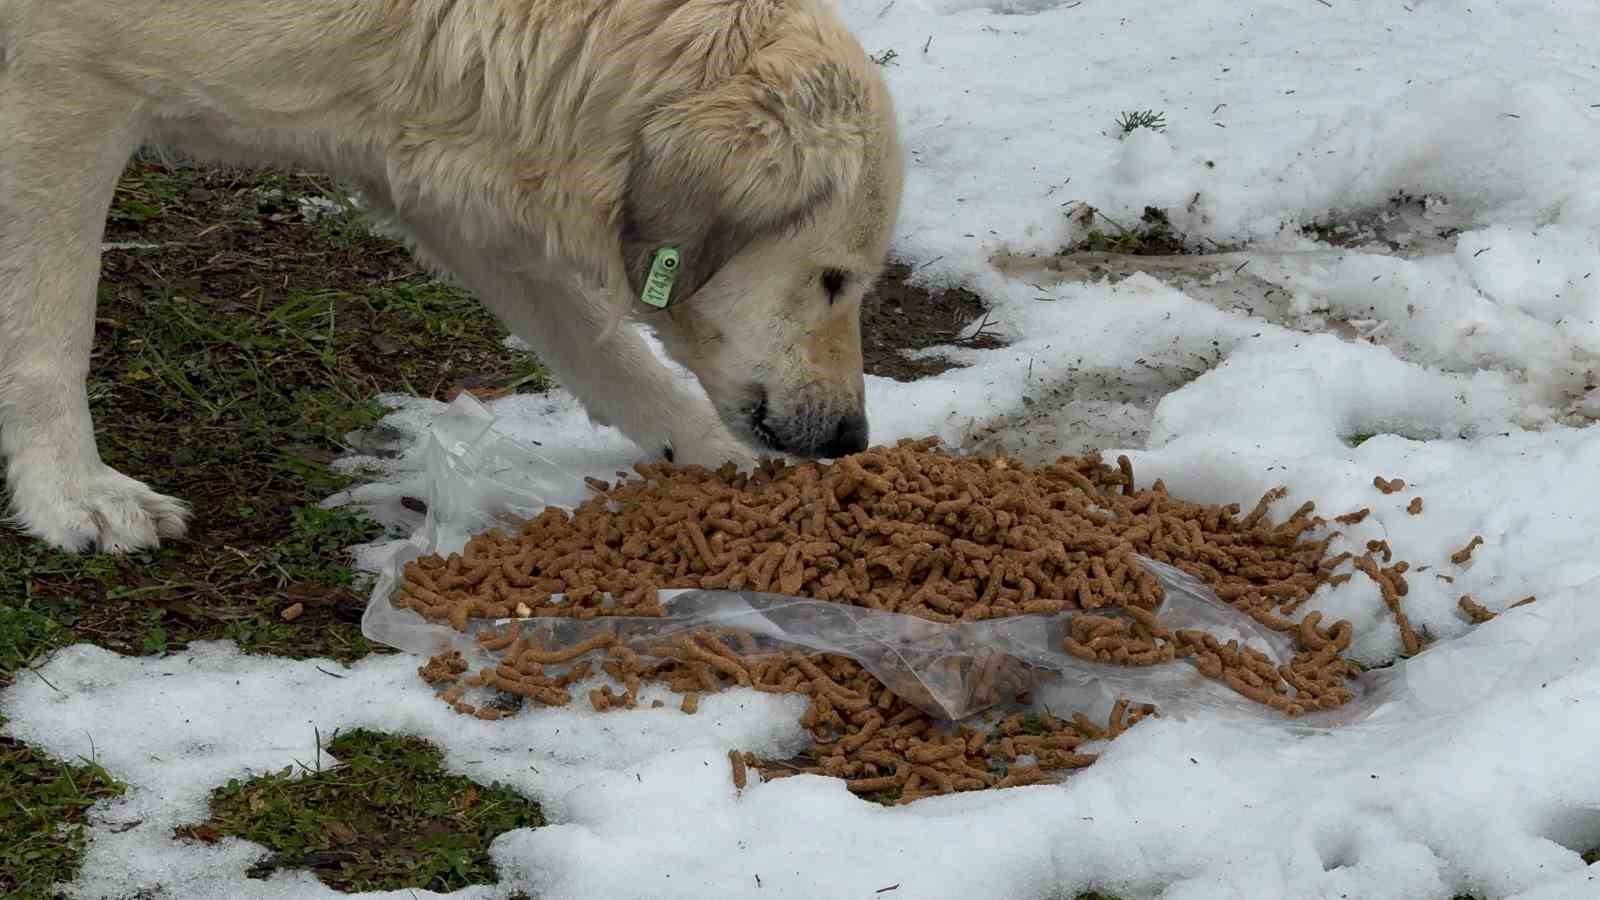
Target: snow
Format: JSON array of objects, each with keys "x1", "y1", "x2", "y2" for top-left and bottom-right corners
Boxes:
[{"x1": 8, "y1": 1, "x2": 1600, "y2": 898}]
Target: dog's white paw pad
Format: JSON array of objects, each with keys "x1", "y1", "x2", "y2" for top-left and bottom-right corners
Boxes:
[{"x1": 11, "y1": 471, "x2": 190, "y2": 554}]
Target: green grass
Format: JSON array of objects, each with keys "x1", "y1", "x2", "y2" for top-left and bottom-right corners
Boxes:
[
  {"x1": 1066, "y1": 206, "x2": 1196, "y2": 256},
  {"x1": 177, "y1": 729, "x2": 543, "y2": 893},
  {"x1": 0, "y1": 737, "x2": 125, "y2": 899},
  {"x1": 1114, "y1": 109, "x2": 1167, "y2": 137},
  {"x1": 0, "y1": 604, "x2": 73, "y2": 679}
]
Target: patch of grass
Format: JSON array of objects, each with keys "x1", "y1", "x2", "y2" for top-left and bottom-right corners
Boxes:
[
  {"x1": 0, "y1": 578, "x2": 121, "y2": 900},
  {"x1": 0, "y1": 595, "x2": 125, "y2": 900},
  {"x1": 0, "y1": 737, "x2": 125, "y2": 900},
  {"x1": 177, "y1": 729, "x2": 542, "y2": 893},
  {"x1": 1066, "y1": 206, "x2": 1196, "y2": 256},
  {"x1": 0, "y1": 602, "x2": 72, "y2": 680},
  {"x1": 1, "y1": 499, "x2": 386, "y2": 664},
  {"x1": 1347, "y1": 432, "x2": 1380, "y2": 447},
  {"x1": 1114, "y1": 109, "x2": 1167, "y2": 137}
]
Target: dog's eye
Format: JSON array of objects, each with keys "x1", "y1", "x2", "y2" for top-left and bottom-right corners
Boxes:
[{"x1": 821, "y1": 269, "x2": 848, "y2": 302}]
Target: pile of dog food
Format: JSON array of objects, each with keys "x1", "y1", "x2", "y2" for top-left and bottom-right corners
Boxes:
[{"x1": 400, "y1": 438, "x2": 1441, "y2": 802}]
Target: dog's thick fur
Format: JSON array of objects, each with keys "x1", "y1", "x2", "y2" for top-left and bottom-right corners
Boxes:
[{"x1": 0, "y1": 0, "x2": 904, "y2": 553}]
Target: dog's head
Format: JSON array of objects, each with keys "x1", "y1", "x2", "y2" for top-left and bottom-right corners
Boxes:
[{"x1": 622, "y1": 14, "x2": 903, "y2": 460}]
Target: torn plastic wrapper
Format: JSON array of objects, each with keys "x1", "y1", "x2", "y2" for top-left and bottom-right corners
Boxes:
[{"x1": 362, "y1": 393, "x2": 1413, "y2": 728}]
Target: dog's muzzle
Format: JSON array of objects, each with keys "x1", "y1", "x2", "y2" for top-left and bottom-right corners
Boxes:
[{"x1": 748, "y1": 390, "x2": 868, "y2": 459}]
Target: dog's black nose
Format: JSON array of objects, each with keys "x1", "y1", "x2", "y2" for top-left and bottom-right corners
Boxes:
[{"x1": 819, "y1": 414, "x2": 869, "y2": 458}]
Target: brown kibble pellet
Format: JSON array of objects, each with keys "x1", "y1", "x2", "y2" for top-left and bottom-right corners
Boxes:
[
  {"x1": 1374, "y1": 476, "x2": 1405, "y2": 494},
  {"x1": 1458, "y1": 595, "x2": 1494, "y2": 624},
  {"x1": 1407, "y1": 497, "x2": 1423, "y2": 515},
  {"x1": 1451, "y1": 536, "x2": 1484, "y2": 565},
  {"x1": 681, "y1": 692, "x2": 700, "y2": 714},
  {"x1": 280, "y1": 603, "x2": 304, "y2": 623},
  {"x1": 729, "y1": 749, "x2": 748, "y2": 791},
  {"x1": 1335, "y1": 508, "x2": 1370, "y2": 525}
]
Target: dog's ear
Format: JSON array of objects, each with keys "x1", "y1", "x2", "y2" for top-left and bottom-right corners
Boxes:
[{"x1": 623, "y1": 55, "x2": 870, "y2": 298}]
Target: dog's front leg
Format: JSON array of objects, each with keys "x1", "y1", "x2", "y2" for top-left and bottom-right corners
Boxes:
[
  {"x1": 0, "y1": 76, "x2": 190, "y2": 553},
  {"x1": 479, "y1": 276, "x2": 756, "y2": 469},
  {"x1": 385, "y1": 208, "x2": 756, "y2": 468}
]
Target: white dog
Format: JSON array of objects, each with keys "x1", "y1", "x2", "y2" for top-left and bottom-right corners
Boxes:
[{"x1": 0, "y1": 0, "x2": 904, "y2": 553}]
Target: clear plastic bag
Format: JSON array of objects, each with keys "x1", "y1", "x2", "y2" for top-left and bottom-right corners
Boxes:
[{"x1": 361, "y1": 394, "x2": 1411, "y2": 728}]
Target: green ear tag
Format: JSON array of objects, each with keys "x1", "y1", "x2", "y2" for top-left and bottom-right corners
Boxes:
[{"x1": 641, "y1": 247, "x2": 680, "y2": 309}]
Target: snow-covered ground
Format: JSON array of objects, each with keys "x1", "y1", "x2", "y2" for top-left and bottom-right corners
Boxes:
[{"x1": 8, "y1": 1, "x2": 1600, "y2": 897}]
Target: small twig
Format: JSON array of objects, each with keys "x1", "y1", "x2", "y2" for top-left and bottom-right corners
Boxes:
[
  {"x1": 28, "y1": 665, "x2": 64, "y2": 695},
  {"x1": 315, "y1": 665, "x2": 346, "y2": 679},
  {"x1": 954, "y1": 311, "x2": 1000, "y2": 347},
  {"x1": 922, "y1": 35, "x2": 932, "y2": 53}
]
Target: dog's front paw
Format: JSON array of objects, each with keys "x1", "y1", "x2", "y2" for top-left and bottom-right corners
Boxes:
[
  {"x1": 8, "y1": 466, "x2": 190, "y2": 554},
  {"x1": 666, "y1": 424, "x2": 760, "y2": 470}
]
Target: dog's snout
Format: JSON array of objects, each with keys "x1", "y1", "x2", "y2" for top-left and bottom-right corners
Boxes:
[{"x1": 819, "y1": 413, "x2": 869, "y2": 458}]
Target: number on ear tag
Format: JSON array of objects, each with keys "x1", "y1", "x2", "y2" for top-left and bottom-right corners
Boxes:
[{"x1": 641, "y1": 247, "x2": 680, "y2": 309}]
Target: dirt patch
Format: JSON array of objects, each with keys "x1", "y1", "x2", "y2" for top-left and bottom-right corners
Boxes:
[
  {"x1": 1300, "y1": 191, "x2": 1466, "y2": 253},
  {"x1": 860, "y1": 262, "x2": 1003, "y2": 381}
]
